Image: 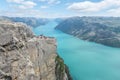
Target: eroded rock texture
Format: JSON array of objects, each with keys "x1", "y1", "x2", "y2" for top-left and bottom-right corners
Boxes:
[{"x1": 0, "y1": 21, "x2": 72, "y2": 80}]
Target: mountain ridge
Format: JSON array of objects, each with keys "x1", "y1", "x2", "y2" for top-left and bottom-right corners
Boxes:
[{"x1": 55, "y1": 17, "x2": 120, "y2": 48}]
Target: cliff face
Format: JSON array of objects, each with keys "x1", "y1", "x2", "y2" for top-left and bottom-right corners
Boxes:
[
  {"x1": 55, "y1": 56, "x2": 72, "y2": 80},
  {"x1": 56, "y1": 17, "x2": 120, "y2": 48},
  {"x1": 0, "y1": 21, "x2": 72, "y2": 80}
]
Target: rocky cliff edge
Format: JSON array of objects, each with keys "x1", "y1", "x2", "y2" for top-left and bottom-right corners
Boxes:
[{"x1": 0, "y1": 21, "x2": 72, "y2": 80}]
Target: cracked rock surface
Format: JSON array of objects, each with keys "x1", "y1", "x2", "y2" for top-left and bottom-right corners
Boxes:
[{"x1": 0, "y1": 20, "x2": 72, "y2": 80}]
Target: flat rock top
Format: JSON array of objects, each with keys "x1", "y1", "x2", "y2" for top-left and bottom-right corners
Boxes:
[{"x1": 0, "y1": 20, "x2": 57, "y2": 80}]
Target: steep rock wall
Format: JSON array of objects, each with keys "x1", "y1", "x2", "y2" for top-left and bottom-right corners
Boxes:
[{"x1": 0, "y1": 21, "x2": 72, "y2": 80}]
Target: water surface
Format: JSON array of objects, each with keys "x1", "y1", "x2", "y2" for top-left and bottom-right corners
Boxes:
[{"x1": 33, "y1": 21, "x2": 120, "y2": 80}]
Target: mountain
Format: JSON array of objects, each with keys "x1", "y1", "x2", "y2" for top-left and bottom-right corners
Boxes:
[
  {"x1": 1, "y1": 16, "x2": 49, "y2": 27},
  {"x1": 55, "y1": 17, "x2": 120, "y2": 48},
  {"x1": 0, "y1": 20, "x2": 72, "y2": 80},
  {"x1": 55, "y1": 18, "x2": 66, "y2": 23}
]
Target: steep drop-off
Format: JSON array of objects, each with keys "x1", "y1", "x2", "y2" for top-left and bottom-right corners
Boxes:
[
  {"x1": 56, "y1": 17, "x2": 120, "y2": 48},
  {"x1": 0, "y1": 20, "x2": 72, "y2": 80}
]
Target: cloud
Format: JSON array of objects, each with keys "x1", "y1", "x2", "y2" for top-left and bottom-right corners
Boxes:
[
  {"x1": 0, "y1": 9, "x2": 48, "y2": 17},
  {"x1": 7, "y1": 0, "x2": 24, "y2": 3},
  {"x1": 106, "y1": 7, "x2": 120, "y2": 16},
  {"x1": 39, "y1": 0, "x2": 61, "y2": 4},
  {"x1": 40, "y1": 5, "x2": 49, "y2": 9},
  {"x1": 19, "y1": 1, "x2": 36, "y2": 9},
  {"x1": 67, "y1": 0, "x2": 120, "y2": 13},
  {"x1": 0, "y1": 9, "x2": 68, "y2": 18},
  {"x1": 38, "y1": 0, "x2": 61, "y2": 10},
  {"x1": 6, "y1": 0, "x2": 36, "y2": 9}
]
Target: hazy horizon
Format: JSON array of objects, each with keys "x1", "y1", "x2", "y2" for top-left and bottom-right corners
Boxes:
[{"x1": 1, "y1": 0, "x2": 120, "y2": 18}]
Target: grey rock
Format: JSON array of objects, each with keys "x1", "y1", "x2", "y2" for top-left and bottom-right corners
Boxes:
[{"x1": 0, "y1": 20, "x2": 72, "y2": 80}]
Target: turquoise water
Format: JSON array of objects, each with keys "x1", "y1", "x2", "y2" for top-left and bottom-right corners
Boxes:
[{"x1": 33, "y1": 21, "x2": 120, "y2": 80}]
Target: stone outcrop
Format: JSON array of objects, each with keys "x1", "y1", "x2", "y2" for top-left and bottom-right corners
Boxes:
[{"x1": 0, "y1": 21, "x2": 72, "y2": 80}]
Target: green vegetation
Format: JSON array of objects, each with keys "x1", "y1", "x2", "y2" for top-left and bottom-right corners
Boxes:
[
  {"x1": 55, "y1": 55, "x2": 65, "y2": 73},
  {"x1": 55, "y1": 55, "x2": 73, "y2": 80}
]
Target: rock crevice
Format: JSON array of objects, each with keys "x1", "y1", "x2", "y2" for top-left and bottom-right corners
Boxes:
[{"x1": 0, "y1": 21, "x2": 72, "y2": 80}]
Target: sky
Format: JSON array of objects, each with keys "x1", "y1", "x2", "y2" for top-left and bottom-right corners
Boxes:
[{"x1": 0, "y1": 0, "x2": 120, "y2": 18}]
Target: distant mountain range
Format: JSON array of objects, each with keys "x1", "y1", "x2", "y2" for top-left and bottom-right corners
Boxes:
[
  {"x1": 55, "y1": 17, "x2": 120, "y2": 48},
  {"x1": 0, "y1": 16, "x2": 49, "y2": 27},
  {"x1": 55, "y1": 18, "x2": 66, "y2": 23}
]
